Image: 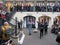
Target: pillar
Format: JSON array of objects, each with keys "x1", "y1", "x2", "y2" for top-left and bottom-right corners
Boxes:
[
  {"x1": 44, "y1": 0, "x2": 47, "y2": 12},
  {"x1": 34, "y1": 0, "x2": 36, "y2": 11},
  {"x1": 55, "y1": 0, "x2": 58, "y2": 5},
  {"x1": 49, "y1": 17, "x2": 54, "y2": 28},
  {"x1": 35, "y1": 16, "x2": 38, "y2": 28},
  {"x1": 15, "y1": 17, "x2": 18, "y2": 36},
  {"x1": 23, "y1": 0, "x2": 26, "y2": 6},
  {"x1": 13, "y1": 0, "x2": 16, "y2": 11}
]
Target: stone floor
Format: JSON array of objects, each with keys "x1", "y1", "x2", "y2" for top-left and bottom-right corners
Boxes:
[{"x1": 22, "y1": 28, "x2": 57, "y2": 45}]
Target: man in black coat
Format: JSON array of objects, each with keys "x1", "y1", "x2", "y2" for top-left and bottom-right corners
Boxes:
[{"x1": 39, "y1": 20, "x2": 44, "y2": 39}]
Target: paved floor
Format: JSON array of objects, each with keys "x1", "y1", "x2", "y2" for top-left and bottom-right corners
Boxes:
[{"x1": 22, "y1": 28, "x2": 57, "y2": 45}]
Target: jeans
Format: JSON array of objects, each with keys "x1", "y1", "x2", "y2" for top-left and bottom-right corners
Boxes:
[{"x1": 28, "y1": 25, "x2": 32, "y2": 34}]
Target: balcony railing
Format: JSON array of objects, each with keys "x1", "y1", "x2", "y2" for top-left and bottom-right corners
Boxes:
[{"x1": 9, "y1": 5, "x2": 60, "y2": 12}]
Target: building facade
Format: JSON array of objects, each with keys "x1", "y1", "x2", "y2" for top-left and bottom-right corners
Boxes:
[
  {"x1": 10, "y1": 12, "x2": 60, "y2": 28},
  {"x1": 0, "y1": 0, "x2": 60, "y2": 28}
]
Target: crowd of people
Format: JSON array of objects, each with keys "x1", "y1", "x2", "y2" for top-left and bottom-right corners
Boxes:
[
  {"x1": 26, "y1": 18, "x2": 48, "y2": 39},
  {"x1": 51, "y1": 19, "x2": 60, "y2": 34},
  {"x1": 0, "y1": 22, "x2": 13, "y2": 45},
  {"x1": 35, "y1": 5, "x2": 60, "y2": 12},
  {"x1": 51, "y1": 19, "x2": 60, "y2": 44},
  {"x1": 0, "y1": 9, "x2": 14, "y2": 45},
  {"x1": 9, "y1": 4, "x2": 60, "y2": 12},
  {"x1": 0, "y1": 3, "x2": 60, "y2": 45},
  {"x1": 0, "y1": 9, "x2": 23, "y2": 45},
  {"x1": 38, "y1": 19, "x2": 48, "y2": 39}
]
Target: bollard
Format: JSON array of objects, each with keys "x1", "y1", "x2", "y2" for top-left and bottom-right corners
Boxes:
[
  {"x1": 18, "y1": 19, "x2": 22, "y2": 31},
  {"x1": 18, "y1": 21, "x2": 20, "y2": 29},
  {"x1": 20, "y1": 20, "x2": 22, "y2": 31},
  {"x1": 15, "y1": 17, "x2": 17, "y2": 36}
]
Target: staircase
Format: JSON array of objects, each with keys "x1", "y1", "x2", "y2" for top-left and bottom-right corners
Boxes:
[{"x1": 6, "y1": 11, "x2": 25, "y2": 45}]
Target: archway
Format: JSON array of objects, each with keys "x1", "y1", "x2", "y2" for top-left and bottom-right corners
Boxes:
[
  {"x1": 38, "y1": 16, "x2": 51, "y2": 28},
  {"x1": 54, "y1": 16, "x2": 60, "y2": 25},
  {"x1": 23, "y1": 16, "x2": 36, "y2": 28}
]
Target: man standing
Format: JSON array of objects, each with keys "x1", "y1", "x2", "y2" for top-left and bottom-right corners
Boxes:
[
  {"x1": 44, "y1": 20, "x2": 48, "y2": 35},
  {"x1": 27, "y1": 19, "x2": 32, "y2": 35},
  {"x1": 39, "y1": 20, "x2": 44, "y2": 39}
]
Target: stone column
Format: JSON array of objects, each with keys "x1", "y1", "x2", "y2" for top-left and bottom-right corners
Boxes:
[
  {"x1": 34, "y1": 0, "x2": 36, "y2": 11},
  {"x1": 55, "y1": 0, "x2": 58, "y2": 5},
  {"x1": 49, "y1": 17, "x2": 54, "y2": 28},
  {"x1": 35, "y1": 16, "x2": 38, "y2": 28},
  {"x1": 13, "y1": 0, "x2": 16, "y2": 11},
  {"x1": 44, "y1": 0, "x2": 47, "y2": 12}
]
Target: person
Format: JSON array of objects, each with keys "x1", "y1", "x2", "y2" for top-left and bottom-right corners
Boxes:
[
  {"x1": 58, "y1": 26, "x2": 60, "y2": 32},
  {"x1": 1, "y1": 10, "x2": 6, "y2": 19},
  {"x1": 32, "y1": 21, "x2": 35, "y2": 29},
  {"x1": 39, "y1": 20, "x2": 44, "y2": 39},
  {"x1": 27, "y1": 19, "x2": 32, "y2": 35},
  {"x1": 18, "y1": 21, "x2": 22, "y2": 31},
  {"x1": 1, "y1": 22, "x2": 13, "y2": 44},
  {"x1": 44, "y1": 20, "x2": 48, "y2": 35},
  {"x1": 18, "y1": 22, "x2": 20, "y2": 29},
  {"x1": 54, "y1": 26, "x2": 59, "y2": 34},
  {"x1": 51, "y1": 25, "x2": 55, "y2": 33}
]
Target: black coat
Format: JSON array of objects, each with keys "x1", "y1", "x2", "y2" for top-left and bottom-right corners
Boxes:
[
  {"x1": 44, "y1": 22, "x2": 48, "y2": 29},
  {"x1": 39, "y1": 23, "x2": 44, "y2": 30}
]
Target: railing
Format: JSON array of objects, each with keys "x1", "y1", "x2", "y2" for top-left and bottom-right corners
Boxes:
[
  {"x1": 10, "y1": 6, "x2": 60, "y2": 12},
  {"x1": 7, "y1": 17, "x2": 24, "y2": 45},
  {"x1": 6, "y1": 11, "x2": 22, "y2": 36}
]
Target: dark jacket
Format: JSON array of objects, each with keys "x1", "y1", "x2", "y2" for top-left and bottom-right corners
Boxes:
[
  {"x1": 44, "y1": 21, "x2": 48, "y2": 28},
  {"x1": 39, "y1": 22, "x2": 44, "y2": 30}
]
